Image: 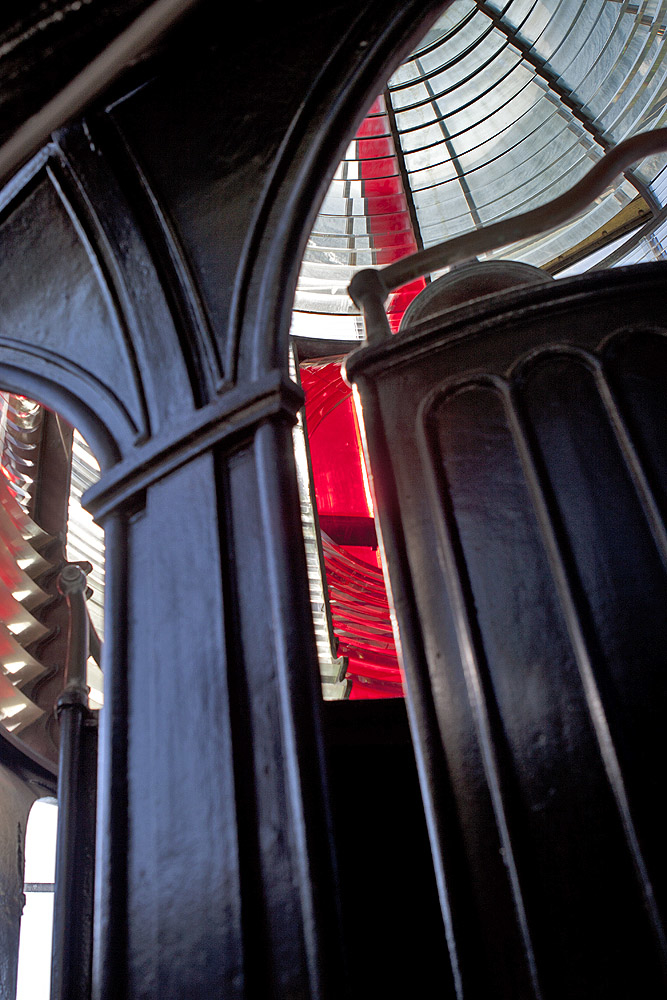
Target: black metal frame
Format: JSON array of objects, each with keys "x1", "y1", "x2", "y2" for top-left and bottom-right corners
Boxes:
[
  {"x1": 52, "y1": 565, "x2": 97, "y2": 1000},
  {"x1": 344, "y1": 263, "x2": 667, "y2": 996},
  {"x1": 0, "y1": 3, "x2": 446, "y2": 998},
  {"x1": 5, "y1": 3, "x2": 665, "y2": 998}
]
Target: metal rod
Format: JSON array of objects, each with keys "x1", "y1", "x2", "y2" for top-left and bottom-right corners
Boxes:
[
  {"x1": 0, "y1": 0, "x2": 202, "y2": 190},
  {"x1": 348, "y1": 127, "x2": 667, "y2": 317},
  {"x1": 51, "y1": 563, "x2": 97, "y2": 1000},
  {"x1": 384, "y1": 87, "x2": 426, "y2": 250},
  {"x1": 58, "y1": 565, "x2": 91, "y2": 699},
  {"x1": 88, "y1": 620, "x2": 102, "y2": 668},
  {"x1": 596, "y1": 199, "x2": 667, "y2": 268}
]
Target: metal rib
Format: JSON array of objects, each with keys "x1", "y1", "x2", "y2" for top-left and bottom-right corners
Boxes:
[
  {"x1": 592, "y1": 355, "x2": 667, "y2": 570},
  {"x1": 384, "y1": 89, "x2": 426, "y2": 251},
  {"x1": 473, "y1": 0, "x2": 661, "y2": 214},
  {"x1": 415, "y1": 58, "x2": 483, "y2": 231},
  {"x1": 504, "y1": 376, "x2": 667, "y2": 966},
  {"x1": 418, "y1": 380, "x2": 543, "y2": 1000}
]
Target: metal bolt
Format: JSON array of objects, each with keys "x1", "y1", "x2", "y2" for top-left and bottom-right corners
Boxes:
[{"x1": 57, "y1": 563, "x2": 89, "y2": 595}]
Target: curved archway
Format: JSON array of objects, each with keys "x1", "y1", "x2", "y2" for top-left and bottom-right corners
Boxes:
[{"x1": 0, "y1": 365, "x2": 121, "y2": 474}]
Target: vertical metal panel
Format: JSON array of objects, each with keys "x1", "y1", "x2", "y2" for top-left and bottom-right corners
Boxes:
[
  {"x1": 92, "y1": 512, "x2": 128, "y2": 1000},
  {"x1": 346, "y1": 263, "x2": 667, "y2": 998},
  {"x1": 221, "y1": 420, "x2": 344, "y2": 997},
  {"x1": 124, "y1": 455, "x2": 243, "y2": 999},
  {"x1": 51, "y1": 713, "x2": 97, "y2": 1000}
]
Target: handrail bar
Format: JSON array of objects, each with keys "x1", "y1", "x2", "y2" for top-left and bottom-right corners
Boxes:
[{"x1": 348, "y1": 128, "x2": 667, "y2": 342}]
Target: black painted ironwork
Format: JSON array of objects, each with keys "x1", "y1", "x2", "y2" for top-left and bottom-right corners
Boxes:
[
  {"x1": 52, "y1": 563, "x2": 97, "y2": 1000},
  {"x1": 345, "y1": 262, "x2": 667, "y2": 996},
  {"x1": 4, "y1": 2, "x2": 667, "y2": 999},
  {"x1": 0, "y1": 4, "x2": 449, "y2": 998}
]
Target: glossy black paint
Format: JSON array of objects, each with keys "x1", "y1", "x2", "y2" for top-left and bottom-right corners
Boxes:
[
  {"x1": 51, "y1": 566, "x2": 97, "y2": 1000},
  {"x1": 0, "y1": 2, "x2": 153, "y2": 151},
  {"x1": 0, "y1": 3, "x2": 446, "y2": 998},
  {"x1": 51, "y1": 712, "x2": 97, "y2": 1000},
  {"x1": 345, "y1": 265, "x2": 667, "y2": 998}
]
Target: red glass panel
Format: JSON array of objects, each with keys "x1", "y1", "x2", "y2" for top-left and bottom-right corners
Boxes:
[
  {"x1": 362, "y1": 176, "x2": 404, "y2": 198},
  {"x1": 302, "y1": 364, "x2": 370, "y2": 520},
  {"x1": 298, "y1": 104, "x2": 431, "y2": 696},
  {"x1": 302, "y1": 363, "x2": 403, "y2": 699},
  {"x1": 366, "y1": 96, "x2": 386, "y2": 115},
  {"x1": 357, "y1": 135, "x2": 395, "y2": 160},
  {"x1": 358, "y1": 156, "x2": 398, "y2": 180},
  {"x1": 364, "y1": 194, "x2": 409, "y2": 219},
  {"x1": 356, "y1": 116, "x2": 391, "y2": 139}
]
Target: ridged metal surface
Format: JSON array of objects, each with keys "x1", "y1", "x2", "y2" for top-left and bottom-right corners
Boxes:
[
  {"x1": 1, "y1": 397, "x2": 105, "y2": 740},
  {"x1": 0, "y1": 392, "x2": 54, "y2": 744},
  {"x1": 346, "y1": 263, "x2": 667, "y2": 996},
  {"x1": 0, "y1": 393, "x2": 42, "y2": 512},
  {"x1": 0, "y1": 480, "x2": 52, "y2": 740}
]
